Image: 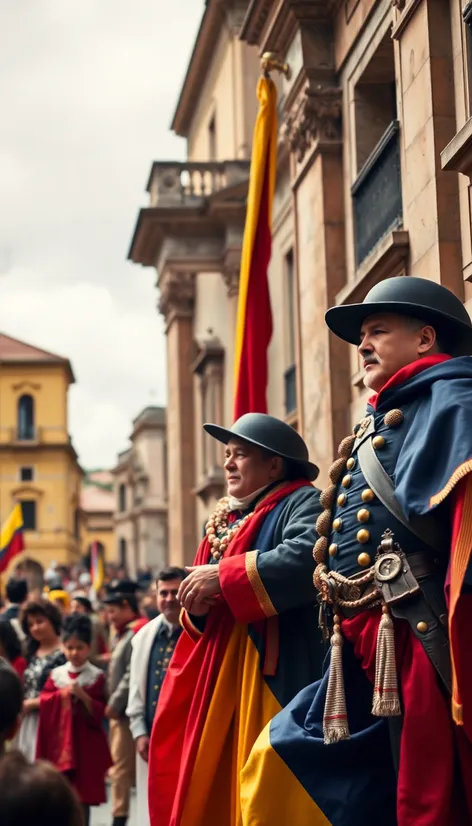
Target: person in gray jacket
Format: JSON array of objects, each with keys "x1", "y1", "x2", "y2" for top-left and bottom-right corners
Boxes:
[{"x1": 104, "y1": 579, "x2": 147, "y2": 826}]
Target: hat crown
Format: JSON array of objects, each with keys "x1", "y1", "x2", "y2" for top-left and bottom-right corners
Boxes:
[
  {"x1": 230, "y1": 413, "x2": 309, "y2": 463},
  {"x1": 363, "y1": 277, "x2": 471, "y2": 327}
]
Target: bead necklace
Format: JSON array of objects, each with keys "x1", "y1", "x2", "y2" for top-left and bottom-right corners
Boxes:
[{"x1": 205, "y1": 497, "x2": 255, "y2": 561}]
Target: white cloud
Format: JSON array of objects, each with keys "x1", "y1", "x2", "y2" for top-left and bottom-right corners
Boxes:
[{"x1": 0, "y1": 0, "x2": 203, "y2": 467}]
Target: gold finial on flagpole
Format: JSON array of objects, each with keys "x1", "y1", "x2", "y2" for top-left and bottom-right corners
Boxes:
[{"x1": 261, "y1": 52, "x2": 291, "y2": 80}]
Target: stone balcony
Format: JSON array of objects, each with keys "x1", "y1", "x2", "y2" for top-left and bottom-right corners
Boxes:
[{"x1": 146, "y1": 160, "x2": 250, "y2": 207}]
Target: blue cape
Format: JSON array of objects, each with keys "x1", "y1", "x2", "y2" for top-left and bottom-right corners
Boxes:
[{"x1": 371, "y1": 356, "x2": 472, "y2": 518}]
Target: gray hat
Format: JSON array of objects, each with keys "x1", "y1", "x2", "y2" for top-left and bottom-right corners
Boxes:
[
  {"x1": 325, "y1": 276, "x2": 472, "y2": 355},
  {"x1": 204, "y1": 413, "x2": 319, "y2": 481}
]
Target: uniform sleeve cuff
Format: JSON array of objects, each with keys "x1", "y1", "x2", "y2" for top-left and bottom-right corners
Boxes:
[
  {"x1": 180, "y1": 608, "x2": 204, "y2": 641},
  {"x1": 219, "y1": 551, "x2": 277, "y2": 623}
]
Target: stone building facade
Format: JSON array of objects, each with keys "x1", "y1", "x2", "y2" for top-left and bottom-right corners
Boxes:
[
  {"x1": 129, "y1": 0, "x2": 472, "y2": 565},
  {"x1": 112, "y1": 406, "x2": 168, "y2": 577},
  {"x1": 0, "y1": 333, "x2": 82, "y2": 572}
]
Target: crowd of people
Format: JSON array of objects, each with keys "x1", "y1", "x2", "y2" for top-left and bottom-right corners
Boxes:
[{"x1": 0, "y1": 562, "x2": 186, "y2": 826}]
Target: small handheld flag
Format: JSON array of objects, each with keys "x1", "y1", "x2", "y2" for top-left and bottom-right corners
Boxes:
[
  {"x1": 0, "y1": 504, "x2": 25, "y2": 574},
  {"x1": 90, "y1": 540, "x2": 105, "y2": 593}
]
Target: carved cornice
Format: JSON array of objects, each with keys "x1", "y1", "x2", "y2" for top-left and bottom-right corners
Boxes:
[
  {"x1": 281, "y1": 81, "x2": 342, "y2": 162},
  {"x1": 222, "y1": 267, "x2": 239, "y2": 297},
  {"x1": 240, "y1": 0, "x2": 339, "y2": 45},
  {"x1": 158, "y1": 271, "x2": 195, "y2": 327}
]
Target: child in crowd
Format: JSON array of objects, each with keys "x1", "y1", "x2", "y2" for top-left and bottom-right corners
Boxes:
[
  {"x1": 0, "y1": 751, "x2": 83, "y2": 826},
  {"x1": 36, "y1": 613, "x2": 112, "y2": 826},
  {"x1": 0, "y1": 662, "x2": 23, "y2": 758}
]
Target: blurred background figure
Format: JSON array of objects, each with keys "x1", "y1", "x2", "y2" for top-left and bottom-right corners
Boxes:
[
  {"x1": 2, "y1": 577, "x2": 28, "y2": 647},
  {"x1": 47, "y1": 589, "x2": 71, "y2": 615},
  {"x1": 126, "y1": 567, "x2": 185, "y2": 826},
  {"x1": 104, "y1": 580, "x2": 147, "y2": 826},
  {"x1": 70, "y1": 593, "x2": 109, "y2": 668},
  {"x1": 17, "y1": 600, "x2": 65, "y2": 760},
  {"x1": 0, "y1": 619, "x2": 26, "y2": 681},
  {"x1": 0, "y1": 751, "x2": 83, "y2": 826},
  {"x1": 0, "y1": 662, "x2": 23, "y2": 758}
]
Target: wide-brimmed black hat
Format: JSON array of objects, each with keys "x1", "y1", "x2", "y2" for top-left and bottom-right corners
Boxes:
[
  {"x1": 103, "y1": 579, "x2": 139, "y2": 606},
  {"x1": 325, "y1": 276, "x2": 472, "y2": 355},
  {"x1": 204, "y1": 413, "x2": 319, "y2": 481}
]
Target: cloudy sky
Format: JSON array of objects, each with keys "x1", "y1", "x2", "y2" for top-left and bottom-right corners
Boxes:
[{"x1": 0, "y1": 0, "x2": 203, "y2": 468}]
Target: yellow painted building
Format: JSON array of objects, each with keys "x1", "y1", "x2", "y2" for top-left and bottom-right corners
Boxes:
[{"x1": 0, "y1": 333, "x2": 83, "y2": 574}]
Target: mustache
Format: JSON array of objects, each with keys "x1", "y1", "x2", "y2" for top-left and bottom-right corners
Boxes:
[{"x1": 362, "y1": 355, "x2": 379, "y2": 366}]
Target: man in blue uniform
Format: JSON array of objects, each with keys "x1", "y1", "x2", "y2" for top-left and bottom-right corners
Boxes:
[{"x1": 241, "y1": 277, "x2": 472, "y2": 826}]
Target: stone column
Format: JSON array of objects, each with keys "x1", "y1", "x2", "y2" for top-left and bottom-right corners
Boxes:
[
  {"x1": 158, "y1": 270, "x2": 197, "y2": 567},
  {"x1": 283, "y1": 81, "x2": 351, "y2": 487},
  {"x1": 393, "y1": 0, "x2": 462, "y2": 295}
]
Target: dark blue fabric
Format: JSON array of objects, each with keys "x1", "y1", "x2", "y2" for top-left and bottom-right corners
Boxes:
[
  {"x1": 145, "y1": 626, "x2": 181, "y2": 735},
  {"x1": 269, "y1": 642, "x2": 397, "y2": 826},
  {"x1": 248, "y1": 493, "x2": 325, "y2": 707},
  {"x1": 373, "y1": 357, "x2": 472, "y2": 519}
]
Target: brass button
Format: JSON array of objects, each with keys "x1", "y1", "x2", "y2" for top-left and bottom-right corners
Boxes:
[
  {"x1": 357, "y1": 508, "x2": 370, "y2": 524},
  {"x1": 373, "y1": 435, "x2": 386, "y2": 450},
  {"x1": 329, "y1": 543, "x2": 338, "y2": 558},
  {"x1": 384, "y1": 409, "x2": 404, "y2": 428},
  {"x1": 417, "y1": 621, "x2": 428, "y2": 634},
  {"x1": 337, "y1": 493, "x2": 347, "y2": 506},
  {"x1": 356, "y1": 528, "x2": 370, "y2": 544},
  {"x1": 361, "y1": 488, "x2": 375, "y2": 503},
  {"x1": 346, "y1": 457, "x2": 356, "y2": 470},
  {"x1": 154, "y1": 684, "x2": 158, "y2": 690},
  {"x1": 333, "y1": 517, "x2": 343, "y2": 532},
  {"x1": 342, "y1": 475, "x2": 352, "y2": 488},
  {"x1": 357, "y1": 552, "x2": 371, "y2": 567}
]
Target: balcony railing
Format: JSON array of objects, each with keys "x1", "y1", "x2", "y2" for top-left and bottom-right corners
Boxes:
[
  {"x1": 284, "y1": 364, "x2": 297, "y2": 416},
  {"x1": 352, "y1": 121, "x2": 402, "y2": 266},
  {"x1": 0, "y1": 427, "x2": 71, "y2": 446},
  {"x1": 147, "y1": 160, "x2": 250, "y2": 207}
]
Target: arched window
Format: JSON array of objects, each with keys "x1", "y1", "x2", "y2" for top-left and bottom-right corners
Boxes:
[
  {"x1": 17, "y1": 394, "x2": 35, "y2": 440},
  {"x1": 119, "y1": 484, "x2": 126, "y2": 513}
]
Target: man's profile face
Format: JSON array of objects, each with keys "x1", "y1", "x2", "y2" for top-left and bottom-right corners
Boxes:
[
  {"x1": 156, "y1": 579, "x2": 182, "y2": 625},
  {"x1": 358, "y1": 313, "x2": 437, "y2": 393},
  {"x1": 224, "y1": 438, "x2": 282, "y2": 499}
]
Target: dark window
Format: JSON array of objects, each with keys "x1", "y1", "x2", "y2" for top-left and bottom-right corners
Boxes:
[
  {"x1": 119, "y1": 538, "x2": 127, "y2": 568},
  {"x1": 17, "y1": 395, "x2": 35, "y2": 440},
  {"x1": 119, "y1": 484, "x2": 126, "y2": 512},
  {"x1": 20, "y1": 466, "x2": 34, "y2": 482},
  {"x1": 284, "y1": 250, "x2": 297, "y2": 416},
  {"x1": 352, "y1": 30, "x2": 402, "y2": 265},
  {"x1": 20, "y1": 501, "x2": 36, "y2": 531}
]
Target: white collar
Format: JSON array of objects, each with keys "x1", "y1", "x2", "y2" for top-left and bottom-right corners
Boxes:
[
  {"x1": 50, "y1": 660, "x2": 101, "y2": 689},
  {"x1": 227, "y1": 484, "x2": 269, "y2": 512}
]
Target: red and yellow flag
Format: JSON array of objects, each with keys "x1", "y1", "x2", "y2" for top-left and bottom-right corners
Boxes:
[
  {"x1": 0, "y1": 504, "x2": 25, "y2": 573},
  {"x1": 233, "y1": 76, "x2": 278, "y2": 419}
]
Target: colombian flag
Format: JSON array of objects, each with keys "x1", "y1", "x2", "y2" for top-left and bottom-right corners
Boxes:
[
  {"x1": 0, "y1": 504, "x2": 25, "y2": 573},
  {"x1": 233, "y1": 75, "x2": 277, "y2": 419},
  {"x1": 90, "y1": 540, "x2": 104, "y2": 592}
]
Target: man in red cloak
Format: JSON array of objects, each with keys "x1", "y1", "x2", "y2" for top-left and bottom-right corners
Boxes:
[{"x1": 147, "y1": 413, "x2": 324, "y2": 826}]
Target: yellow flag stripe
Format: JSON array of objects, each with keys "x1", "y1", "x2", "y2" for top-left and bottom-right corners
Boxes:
[
  {"x1": 0, "y1": 504, "x2": 24, "y2": 552},
  {"x1": 234, "y1": 76, "x2": 278, "y2": 390}
]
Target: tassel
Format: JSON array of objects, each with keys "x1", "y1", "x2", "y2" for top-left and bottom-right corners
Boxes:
[
  {"x1": 372, "y1": 605, "x2": 401, "y2": 717},
  {"x1": 323, "y1": 614, "x2": 350, "y2": 743}
]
